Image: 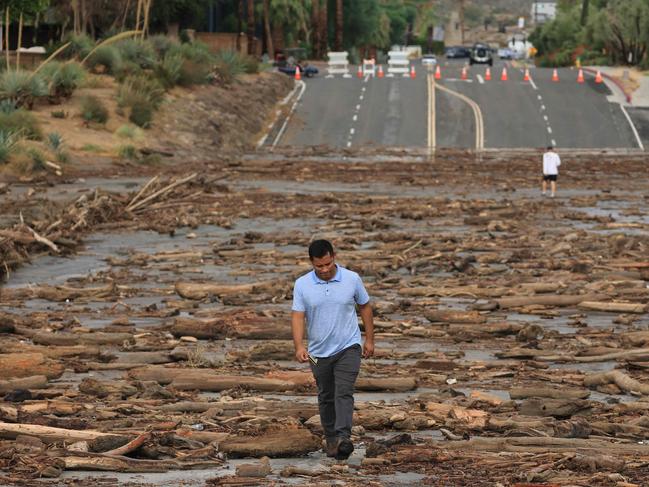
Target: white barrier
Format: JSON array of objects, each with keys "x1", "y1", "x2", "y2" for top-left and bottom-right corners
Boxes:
[
  {"x1": 327, "y1": 51, "x2": 351, "y2": 78},
  {"x1": 387, "y1": 51, "x2": 410, "y2": 77},
  {"x1": 362, "y1": 58, "x2": 376, "y2": 77}
]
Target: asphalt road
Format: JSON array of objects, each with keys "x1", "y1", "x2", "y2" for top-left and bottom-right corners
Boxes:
[{"x1": 279, "y1": 58, "x2": 641, "y2": 150}]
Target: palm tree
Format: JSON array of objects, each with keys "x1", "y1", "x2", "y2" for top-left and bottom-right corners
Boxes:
[
  {"x1": 263, "y1": 0, "x2": 273, "y2": 59},
  {"x1": 334, "y1": 0, "x2": 342, "y2": 51},
  {"x1": 269, "y1": 0, "x2": 309, "y2": 51},
  {"x1": 319, "y1": 0, "x2": 327, "y2": 55},
  {"x1": 311, "y1": 0, "x2": 320, "y2": 58}
]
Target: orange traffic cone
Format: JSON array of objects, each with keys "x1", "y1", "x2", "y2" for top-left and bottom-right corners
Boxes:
[
  {"x1": 501, "y1": 67, "x2": 508, "y2": 81},
  {"x1": 577, "y1": 68, "x2": 585, "y2": 83},
  {"x1": 595, "y1": 70, "x2": 603, "y2": 84},
  {"x1": 552, "y1": 68, "x2": 559, "y2": 82},
  {"x1": 461, "y1": 66, "x2": 468, "y2": 80},
  {"x1": 523, "y1": 68, "x2": 531, "y2": 82},
  {"x1": 485, "y1": 67, "x2": 491, "y2": 81},
  {"x1": 410, "y1": 65, "x2": 416, "y2": 79},
  {"x1": 377, "y1": 65, "x2": 384, "y2": 78},
  {"x1": 295, "y1": 65, "x2": 301, "y2": 81},
  {"x1": 357, "y1": 65, "x2": 363, "y2": 78},
  {"x1": 434, "y1": 65, "x2": 441, "y2": 80}
]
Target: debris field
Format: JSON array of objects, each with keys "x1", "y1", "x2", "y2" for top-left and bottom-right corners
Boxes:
[{"x1": 1, "y1": 147, "x2": 649, "y2": 486}]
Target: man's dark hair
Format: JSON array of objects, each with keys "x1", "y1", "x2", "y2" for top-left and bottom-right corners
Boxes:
[
  {"x1": 309, "y1": 239, "x2": 334, "y2": 259},
  {"x1": 547, "y1": 145, "x2": 554, "y2": 150}
]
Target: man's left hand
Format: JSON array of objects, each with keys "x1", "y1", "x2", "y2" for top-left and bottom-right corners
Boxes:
[{"x1": 362, "y1": 340, "x2": 375, "y2": 358}]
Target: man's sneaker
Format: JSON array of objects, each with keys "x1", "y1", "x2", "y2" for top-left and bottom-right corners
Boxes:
[{"x1": 335, "y1": 438, "x2": 354, "y2": 460}]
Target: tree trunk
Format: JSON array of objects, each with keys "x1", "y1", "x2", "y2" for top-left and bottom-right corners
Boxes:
[
  {"x1": 262, "y1": 0, "x2": 273, "y2": 59},
  {"x1": 5, "y1": 7, "x2": 10, "y2": 70},
  {"x1": 319, "y1": 0, "x2": 328, "y2": 55},
  {"x1": 247, "y1": 0, "x2": 255, "y2": 56},
  {"x1": 335, "y1": 0, "x2": 343, "y2": 51},
  {"x1": 237, "y1": 0, "x2": 244, "y2": 52},
  {"x1": 135, "y1": 0, "x2": 143, "y2": 32},
  {"x1": 580, "y1": 0, "x2": 589, "y2": 26},
  {"x1": 142, "y1": 0, "x2": 152, "y2": 38},
  {"x1": 311, "y1": 0, "x2": 320, "y2": 58},
  {"x1": 16, "y1": 13, "x2": 23, "y2": 69}
]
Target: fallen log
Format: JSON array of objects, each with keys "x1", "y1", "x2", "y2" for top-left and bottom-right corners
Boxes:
[
  {"x1": 496, "y1": 294, "x2": 608, "y2": 309},
  {"x1": 424, "y1": 310, "x2": 486, "y2": 324},
  {"x1": 0, "y1": 353, "x2": 64, "y2": 380},
  {"x1": 0, "y1": 375, "x2": 48, "y2": 393},
  {"x1": 170, "y1": 317, "x2": 291, "y2": 340},
  {"x1": 356, "y1": 377, "x2": 417, "y2": 392},
  {"x1": 0, "y1": 422, "x2": 127, "y2": 443},
  {"x1": 439, "y1": 436, "x2": 649, "y2": 454},
  {"x1": 175, "y1": 281, "x2": 273, "y2": 300},
  {"x1": 63, "y1": 455, "x2": 180, "y2": 473},
  {"x1": 104, "y1": 432, "x2": 150, "y2": 456},
  {"x1": 509, "y1": 387, "x2": 590, "y2": 400},
  {"x1": 518, "y1": 282, "x2": 563, "y2": 294},
  {"x1": 583, "y1": 370, "x2": 649, "y2": 395},
  {"x1": 578, "y1": 301, "x2": 647, "y2": 314},
  {"x1": 219, "y1": 428, "x2": 321, "y2": 458},
  {"x1": 519, "y1": 398, "x2": 591, "y2": 418},
  {"x1": 30, "y1": 332, "x2": 134, "y2": 347}
]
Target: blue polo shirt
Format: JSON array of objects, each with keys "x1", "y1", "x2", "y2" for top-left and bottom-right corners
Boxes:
[{"x1": 292, "y1": 265, "x2": 370, "y2": 358}]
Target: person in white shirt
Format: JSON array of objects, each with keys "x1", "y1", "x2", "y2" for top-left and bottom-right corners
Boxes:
[{"x1": 542, "y1": 146, "x2": 561, "y2": 197}]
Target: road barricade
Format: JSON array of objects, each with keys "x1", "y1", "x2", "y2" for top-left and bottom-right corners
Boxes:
[
  {"x1": 387, "y1": 51, "x2": 410, "y2": 77},
  {"x1": 326, "y1": 51, "x2": 351, "y2": 78},
  {"x1": 362, "y1": 59, "x2": 376, "y2": 77}
]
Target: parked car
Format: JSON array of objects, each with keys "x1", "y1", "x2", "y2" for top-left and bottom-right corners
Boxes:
[
  {"x1": 421, "y1": 53, "x2": 437, "y2": 65},
  {"x1": 469, "y1": 42, "x2": 493, "y2": 66},
  {"x1": 497, "y1": 47, "x2": 514, "y2": 60},
  {"x1": 278, "y1": 63, "x2": 319, "y2": 78},
  {"x1": 445, "y1": 46, "x2": 470, "y2": 59}
]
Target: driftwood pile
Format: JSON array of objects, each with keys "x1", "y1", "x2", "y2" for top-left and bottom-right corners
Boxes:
[{"x1": 1, "y1": 149, "x2": 649, "y2": 486}]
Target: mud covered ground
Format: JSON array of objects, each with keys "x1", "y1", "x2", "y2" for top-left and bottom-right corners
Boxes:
[{"x1": 1, "y1": 147, "x2": 649, "y2": 486}]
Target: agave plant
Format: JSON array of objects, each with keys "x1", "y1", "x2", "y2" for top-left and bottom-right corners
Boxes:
[
  {"x1": 40, "y1": 62, "x2": 86, "y2": 102},
  {"x1": 117, "y1": 74, "x2": 165, "y2": 109},
  {"x1": 0, "y1": 130, "x2": 21, "y2": 163},
  {"x1": 0, "y1": 70, "x2": 48, "y2": 109},
  {"x1": 85, "y1": 45, "x2": 123, "y2": 74},
  {"x1": 154, "y1": 52, "x2": 184, "y2": 89},
  {"x1": 116, "y1": 39, "x2": 158, "y2": 69}
]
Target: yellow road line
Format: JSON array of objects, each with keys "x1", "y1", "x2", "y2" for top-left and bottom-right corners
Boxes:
[{"x1": 436, "y1": 82, "x2": 484, "y2": 150}]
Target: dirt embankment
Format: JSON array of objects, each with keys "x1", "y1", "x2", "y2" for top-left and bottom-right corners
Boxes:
[{"x1": 0, "y1": 71, "x2": 294, "y2": 182}]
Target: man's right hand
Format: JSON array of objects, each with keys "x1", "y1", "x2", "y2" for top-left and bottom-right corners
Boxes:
[{"x1": 295, "y1": 347, "x2": 309, "y2": 363}]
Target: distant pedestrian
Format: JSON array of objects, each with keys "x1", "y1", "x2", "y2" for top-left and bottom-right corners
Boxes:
[
  {"x1": 291, "y1": 239, "x2": 375, "y2": 461},
  {"x1": 542, "y1": 145, "x2": 561, "y2": 197}
]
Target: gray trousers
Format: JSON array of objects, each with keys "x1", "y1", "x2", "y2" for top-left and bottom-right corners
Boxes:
[{"x1": 310, "y1": 344, "x2": 361, "y2": 441}]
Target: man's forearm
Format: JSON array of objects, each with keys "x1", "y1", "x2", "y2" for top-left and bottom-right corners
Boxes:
[
  {"x1": 291, "y1": 311, "x2": 306, "y2": 350},
  {"x1": 360, "y1": 304, "x2": 374, "y2": 341}
]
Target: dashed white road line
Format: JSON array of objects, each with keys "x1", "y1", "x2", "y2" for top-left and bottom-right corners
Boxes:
[
  {"x1": 353, "y1": 114, "x2": 358, "y2": 122},
  {"x1": 547, "y1": 126, "x2": 553, "y2": 134},
  {"x1": 543, "y1": 115, "x2": 548, "y2": 121},
  {"x1": 529, "y1": 77, "x2": 538, "y2": 91},
  {"x1": 551, "y1": 139, "x2": 557, "y2": 146},
  {"x1": 477, "y1": 75, "x2": 484, "y2": 84},
  {"x1": 541, "y1": 105, "x2": 546, "y2": 111}
]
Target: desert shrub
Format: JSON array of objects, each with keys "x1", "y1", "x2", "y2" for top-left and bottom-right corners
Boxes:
[
  {"x1": 115, "y1": 124, "x2": 143, "y2": 140},
  {"x1": 241, "y1": 55, "x2": 260, "y2": 74},
  {"x1": 51, "y1": 110, "x2": 67, "y2": 119},
  {"x1": 0, "y1": 109, "x2": 42, "y2": 139},
  {"x1": 118, "y1": 144, "x2": 137, "y2": 159},
  {"x1": 82, "y1": 143, "x2": 102, "y2": 152},
  {"x1": 154, "y1": 52, "x2": 184, "y2": 88},
  {"x1": 86, "y1": 45, "x2": 123, "y2": 74},
  {"x1": 80, "y1": 95, "x2": 109, "y2": 124},
  {"x1": 52, "y1": 34, "x2": 95, "y2": 60},
  {"x1": 117, "y1": 74, "x2": 165, "y2": 109},
  {"x1": 178, "y1": 60, "x2": 212, "y2": 86},
  {"x1": 41, "y1": 61, "x2": 86, "y2": 101},
  {"x1": 27, "y1": 148, "x2": 46, "y2": 170},
  {"x1": 30, "y1": 150, "x2": 48, "y2": 170},
  {"x1": 129, "y1": 99, "x2": 154, "y2": 128},
  {"x1": 113, "y1": 60, "x2": 142, "y2": 82},
  {"x1": 0, "y1": 70, "x2": 47, "y2": 109},
  {"x1": 169, "y1": 41, "x2": 214, "y2": 65},
  {"x1": 116, "y1": 39, "x2": 157, "y2": 69},
  {"x1": 149, "y1": 34, "x2": 175, "y2": 56},
  {"x1": 0, "y1": 130, "x2": 20, "y2": 163},
  {"x1": 213, "y1": 50, "x2": 245, "y2": 85},
  {"x1": 47, "y1": 132, "x2": 63, "y2": 151},
  {"x1": 0, "y1": 99, "x2": 16, "y2": 114}
]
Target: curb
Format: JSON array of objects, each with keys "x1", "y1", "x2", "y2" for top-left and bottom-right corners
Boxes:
[{"x1": 582, "y1": 67, "x2": 632, "y2": 104}]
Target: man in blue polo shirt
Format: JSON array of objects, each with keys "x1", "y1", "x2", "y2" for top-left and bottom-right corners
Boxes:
[{"x1": 292, "y1": 239, "x2": 375, "y2": 461}]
